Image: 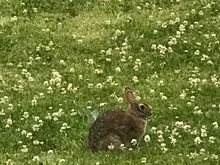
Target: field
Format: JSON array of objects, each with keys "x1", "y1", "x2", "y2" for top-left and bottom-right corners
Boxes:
[{"x1": 0, "y1": 0, "x2": 220, "y2": 164}]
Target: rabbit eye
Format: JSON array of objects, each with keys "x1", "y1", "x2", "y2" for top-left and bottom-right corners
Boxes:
[{"x1": 139, "y1": 104, "x2": 146, "y2": 111}]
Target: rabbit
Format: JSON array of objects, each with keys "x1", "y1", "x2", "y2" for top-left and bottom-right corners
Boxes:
[{"x1": 88, "y1": 87, "x2": 152, "y2": 152}]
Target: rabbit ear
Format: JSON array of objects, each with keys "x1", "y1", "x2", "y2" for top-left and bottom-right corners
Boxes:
[{"x1": 124, "y1": 87, "x2": 135, "y2": 104}]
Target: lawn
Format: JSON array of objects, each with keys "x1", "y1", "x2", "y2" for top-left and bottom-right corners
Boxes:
[{"x1": 0, "y1": 0, "x2": 220, "y2": 164}]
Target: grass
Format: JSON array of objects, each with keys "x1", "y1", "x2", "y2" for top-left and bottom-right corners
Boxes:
[{"x1": 0, "y1": 0, "x2": 220, "y2": 164}]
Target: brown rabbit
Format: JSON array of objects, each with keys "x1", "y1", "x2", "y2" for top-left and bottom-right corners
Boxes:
[{"x1": 88, "y1": 87, "x2": 152, "y2": 152}]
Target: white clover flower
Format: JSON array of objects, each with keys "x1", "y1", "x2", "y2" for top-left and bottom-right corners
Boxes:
[
  {"x1": 32, "y1": 156, "x2": 40, "y2": 162},
  {"x1": 39, "y1": 92, "x2": 44, "y2": 98},
  {"x1": 133, "y1": 65, "x2": 139, "y2": 71},
  {"x1": 78, "y1": 39, "x2": 83, "y2": 44},
  {"x1": 69, "y1": 68, "x2": 75, "y2": 73},
  {"x1": 5, "y1": 159, "x2": 13, "y2": 165},
  {"x1": 48, "y1": 41, "x2": 54, "y2": 46},
  {"x1": 43, "y1": 81, "x2": 49, "y2": 86},
  {"x1": 132, "y1": 76, "x2": 139, "y2": 83},
  {"x1": 32, "y1": 124, "x2": 40, "y2": 131},
  {"x1": 198, "y1": 11, "x2": 204, "y2": 16},
  {"x1": 180, "y1": 90, "x2": 186, "y2": 99},
  {"x1": 26, "y1": 132, "x2": 33, "y2": 139},
  {"x1": 161, "y1": 95, "x2": 167, "y2": 100},
  {"x1": 201, "y1": 126, "x2": 207, "y2": 137},
  {"x1": 169, "y1": 135, "x2": 177, "y2": 145},
  {"x1": 108, "y1": 143, "x2": 115, "y2": 150},
  {"x1": 149, "y1": 89, "x2": 155, "y2": 94},
  {"x1": 23, "y1": 9, "x2": 27, "y2": 14},
  {"x1": 6, "y1": 117, "x2": 13, "y2": 128},
  {"x1": 158, "y1": 135, "x2": 164, "y2": 143},
  {"x1": 175, "y1": 121, "x2": 184, "y2": 128},
  {"x1": 194, "y1": 110, "x2": 203, "y2": 115},
  {"x1": 31, "y1": 99, "x2": 37, "y2": 106},
  {"x1": 151, "y1": 44, "x2": 157, "y2": 50},
  {"x1": 135, "y1": 58, "x2": 142, "y2": 66},
  {"x1": 157, "y1": 130, "x2": 163, "y2": 135},
  {"x1": 176, "y1": 31, "x2": 181, "y2": 38},
  {"x1": 171, "y1": 128, "x2": 179, "y2": 136},
  {"x1": 120, "y1": 51, "x2": 127, "y2": 57},
  {"x1": 188, "y1": 151, "x2": 198, "y2": 159},
  {"x1": 105, "y1": 20, "x2": 111, "y2": 25},
  {"x1": 144, "y1": 135, "x2": 151, "y2": 143},
  {"x1": 164, "y1": 126, "x2": 170, "y2": 133},
  {"x1": 191, "y1": 9, "x2": 196, "y2": 14},
  {"x1": 106, "y1": 48, "x2": 112, "y2": 55},
  {"x1": 160, "y1": 143, "x2": 168, "y2": 153},
  {"x1": 200, "y1": 148, "x2": 206, "y2": 155},
  {"x1": 59, "y1": 60, "x2": 66, "y2": 66},
  {"x1": 106, "y1": 58, "x2": 112, "y2": 62},
  {"x1": 21, "y1": 145, "x2": 28, "y2": 153},
  {"x1": 168, "y1": 37, "x2": 177, "y2": 45},
  {"x1": 161, "y1": 22, "x2": 167, "y2": 28},
  {"x1": 207, "y1": 60, "x2": 213, "y2": 65},
  {"x1": 167, "y1": 47, "x2": 173, "y2": 53},
  {"x1": 141, "y1": 157, "x2": 147, "y2": 163},
  {"x1": 153, "y1": 30, "x2": 158, "y2": 34},
  {"x1": 183, "y1": 125, "x2": 191, "y2": 132},
  {"x1": 212, "y1": 122, "x2": 219, "y2": 129},
  {"x1": 48, "y1": 150, "x2": 54, "y2": 154},
  {"x1": 136, "y1": 6, "x2": 141, "y2": 10},
  {"x1": 191, "y1": 128, "x2": 198, "y2": 135},
  {"x1": 61, "y1": 123, "x2": 69, "y2": 129},
  {"x1": 131, "y1": 139, "x2": 137, "y2": 145},
  {"x1": 8, "y1": 104, "x2": 14, "y2": 110},
  {"x1": 34, "y1": 116, "x2": 40, "y2": 121},
  {"x1": 126, "y1": 147, "x2": 133, "y2": 151},
  {"x1": 117, "y1": 97, "x2": 123, "y2": 103},
  {"x1": 157, "y1": 80, "x2": 164, "y2": 86},
  {"x1": 94, "y1": 69, "x2": 103, "y2": 75},
  {"x1": 179, "y1": 24, "x2": 185, "y2": 32},
  {"x1": 150, "y1": 127, "x2": 157, "y2": 134},
  {"x1": 211, "y1": 154, "x2": 218, "y2": 160},
  {"x1": 95, "y1": 83, "x2": 103, "y2": 89},
  {"x1": 59, "y1": 159, "x2": 66, "y2": 164},
  {"x1": 194, "y1": 50, "x2": 200, "y2": 55},
  {"x1": 186, "y1": 102, "x2": 192, "y2": 106},
  {"x1": 169, "y1": 20, "x2": 175, "y2": 25},
  {"x1": 11, "y1": 16, "x2": 18, "y2": 22},
  {"x1": 67, "y1": 83, "x2": 73, "y2": 91},
  {"x1": 45, "y1": 46, "x2": 51, "y2": 51},
  {"x1": 106, "y1": 76, "x2": 113, "y2": 82},
  {"x1": 209, "y1": 136, "x2": 215, "y2": 144},
  {"x1": 120, "y1": 143, "x2": 126, "y2": 150},
  {"x1": 140, "y1": 47, "x2": 144, "y2": 52},
  {"x1": 88, "y1": 83, "x2": 93, "y2": 88},
  {"x1": 33, "y1": 140, "x2": 40, "y2": 145},
  {"x1": 157, "y1": 44, "x2": 167, "y2": 54},
  {"x1": 100, "y1": 102, "x2": 107, "y2": 107},
  {"x1": 175, "y1": 17, "x2": 180, "y2": 23},
  {"x1": 148, "y1": 15, "x2": 153, "y2": 20},
  {"x1": 71, "y1": 109, "x2": 77, "y2": 116},
  {"x1": 21, "y1": 130, "x2": 27, "y2": 135},
  {"x1": 115, "y1": 67, "x2": 121, "y2": 73},
  {"x1": 88, "y1": 59, "x2": 94, "y2": 65},
  {"x1": 194, "y1": 137, "x2": 202, "y2": 144}
]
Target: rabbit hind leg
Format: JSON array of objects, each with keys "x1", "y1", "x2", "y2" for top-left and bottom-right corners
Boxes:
[{"x1": 98, "y1": 133, "x2": 123, "y2": 150}]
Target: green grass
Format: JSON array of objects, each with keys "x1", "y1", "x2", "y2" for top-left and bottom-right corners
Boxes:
[{"x1": 0, "y1": 0, "x2": 220, "y2": 164}]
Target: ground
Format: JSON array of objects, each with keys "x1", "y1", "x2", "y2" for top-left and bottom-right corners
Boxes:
[{"x1": 0, "y1": 0, "x2": 220, "y2": 164}]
